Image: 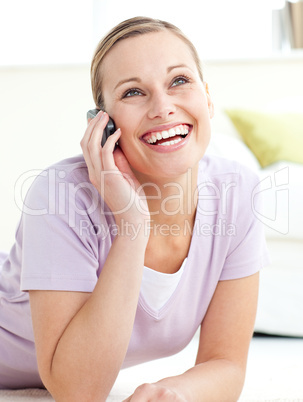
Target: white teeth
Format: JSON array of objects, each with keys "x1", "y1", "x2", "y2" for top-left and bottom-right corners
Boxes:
[
  {"x1": 144, "y1": 124, "x2": 190, "y2": 144},
  {"x1": 159, "y1": 138, "x2": 182, "y2": 146}
]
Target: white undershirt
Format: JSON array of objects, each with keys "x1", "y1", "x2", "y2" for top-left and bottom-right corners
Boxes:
[{"x1": 140, "y1": 258, "x2": 187, "y2": 310}]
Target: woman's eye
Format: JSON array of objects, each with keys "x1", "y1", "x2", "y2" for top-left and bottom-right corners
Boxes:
[
  {"x1": 123, "y1": 88, "x2": 142, "y2": 98},
  {"x1": 171, "y1": 76, "x2": 190, "y2": 87}
]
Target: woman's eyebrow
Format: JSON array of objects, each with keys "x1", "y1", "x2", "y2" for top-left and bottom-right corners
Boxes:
[
  {"x1": 114, "y1": 64, "x2": 191, "y2": 91},
  {"x1": 114, "y1": 77, "x2": 142, "y2": 90},
  {"x1": 167, "y1": 64, "x2": 189, "y2": 73}
]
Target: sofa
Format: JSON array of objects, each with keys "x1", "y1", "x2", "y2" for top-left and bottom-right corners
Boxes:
[{"x1": 207, "y1": 101, "x2": 303, "y2": 337}]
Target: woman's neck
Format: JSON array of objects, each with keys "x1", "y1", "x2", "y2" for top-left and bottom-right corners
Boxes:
[{"x1": 134, "y1": 163, "x2": 199, "y2": 229}]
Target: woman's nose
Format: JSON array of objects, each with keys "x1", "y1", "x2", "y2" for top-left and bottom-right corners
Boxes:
[{"x1": 147, "y1": 91, "x2": 176, "y2": 120}]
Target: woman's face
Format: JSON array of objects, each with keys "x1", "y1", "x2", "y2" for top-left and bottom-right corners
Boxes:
[{"x1": 101, "y1": 30, "x2": 214, "y2": 181}]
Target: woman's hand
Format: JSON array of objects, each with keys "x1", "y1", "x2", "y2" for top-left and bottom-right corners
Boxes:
[
  {"x1": 123, "y1": 382, "x2": 188, "y2": 402},
  {"x1": 80, "y1": 111, "x2": 149, "y2": 228}
]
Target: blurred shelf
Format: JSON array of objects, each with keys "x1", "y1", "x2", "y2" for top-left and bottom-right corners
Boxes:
[{"x1": 204, "y1": 50, "x2": 303, "y2": 64}]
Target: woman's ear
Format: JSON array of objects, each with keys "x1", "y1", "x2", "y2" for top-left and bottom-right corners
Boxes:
[{"x1": 204, "y1": 82, "x2": 214, "y2": 119}]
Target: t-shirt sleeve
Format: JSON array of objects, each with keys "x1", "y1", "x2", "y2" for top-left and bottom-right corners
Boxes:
[
  {"x1": 219, "y1": 165, "x2": 271, "y2": 281},
  {"x1": 19, "y1": 166, "x2": 105, "y2": 292}
]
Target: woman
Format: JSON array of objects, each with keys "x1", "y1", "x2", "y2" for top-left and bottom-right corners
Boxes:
[{"x1": 0, "y1": 16, "x2": 270, "y2": 401}]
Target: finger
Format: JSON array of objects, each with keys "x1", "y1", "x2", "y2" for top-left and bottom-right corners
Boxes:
[
  {"x1": 81, "y1": 111, "x2": 107, "y2": 186},
  {"x1": 113, "y1": 147, "x2": 140, "y2": 191},
  {"x1": 101, "y1": 128, "x2": 122, "y2": 171},
  {"x1": 80, "y1": 110, "x2": 105, "y2": 171},
  {"x1": 81, "y1": 110, "x2": 104, "y2": 147},
  {"x1": 87, "y1": 112, "x2": 110, "y2": 171}
]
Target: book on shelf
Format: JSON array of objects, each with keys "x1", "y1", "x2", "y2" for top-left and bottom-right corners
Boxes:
[
  {"x1": 272, "y1": 1, "x2": 303, "y2": 50},
  {"x1": 289, "y1": 0, "x2": 303, "y2": 49}
]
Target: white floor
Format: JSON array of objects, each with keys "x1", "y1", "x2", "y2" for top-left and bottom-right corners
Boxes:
[
  {"x1": 241, "y1": 335, "x2": 303, "y2": 401},
  {"x1": 110, "y1": 334, "x2": 303, "y2": 401},
  {"x1": 0, "y1": 335, "x2": 302, "y2": 401}
]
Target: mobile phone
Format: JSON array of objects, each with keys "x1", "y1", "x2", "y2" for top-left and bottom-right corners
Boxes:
[{"x1": 87, "y1": 109, "x2": 116, "y2": 147}]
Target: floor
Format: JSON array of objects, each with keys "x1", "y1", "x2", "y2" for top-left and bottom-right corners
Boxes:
[
  {"x1": 110, "y1": 334, "x2": 303, "y2": 401},
  {"x1": 240, "y1": 334, "x2": 303, "y2": 401},
  {"x1": 0, "y1": 334, "x2": 302, "y2": 401}
]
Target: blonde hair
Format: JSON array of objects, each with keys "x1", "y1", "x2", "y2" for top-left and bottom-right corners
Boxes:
[{"x1": 91, "y1": 16, "x2": 203, "y2": 109}]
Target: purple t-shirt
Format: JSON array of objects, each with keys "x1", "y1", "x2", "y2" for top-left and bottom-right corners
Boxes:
[{"x1": 0, "y1": 154, "x2": 270, "y2": 388}]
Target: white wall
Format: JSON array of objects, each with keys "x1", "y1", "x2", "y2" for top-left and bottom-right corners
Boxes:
[
  {"x1": 204, "y1": 55, "x2": 303, "y2": 135},
  {"x1": 1, "y1": 56, "x2": 303, "y2": 250},
  {"x1": 0, "y1": 65, "x2": 93, "y2": 251}
]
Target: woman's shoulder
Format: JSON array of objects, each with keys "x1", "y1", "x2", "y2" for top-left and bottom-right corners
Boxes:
[
  {"x1": 30, "y1": 154, "x2": 88, "y2": 186},
  {"x1": 198, "y1": 154, "x2": 260, "y2": 188},
  {"x1": 45, "y1": 154, "x2": 88, "y2": 178},
  {"x1": 22, "y1": 154, "x2": 93, "y2": 210}
]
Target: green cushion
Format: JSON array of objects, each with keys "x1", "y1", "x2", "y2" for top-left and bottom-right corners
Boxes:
[{"x1": 225, "y1": 109, "x2": 303, "y2": 168}]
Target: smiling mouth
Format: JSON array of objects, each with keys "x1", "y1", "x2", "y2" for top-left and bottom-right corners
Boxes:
[{"x1": 141, "y1": 124, "x2": 191, "y2": 146}]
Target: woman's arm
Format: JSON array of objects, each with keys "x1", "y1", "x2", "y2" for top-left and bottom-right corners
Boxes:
[
  {"x1": 30, "y1": 112, "x2": 150, "y2": 401},
  {"x1": 30, "y1": 234, "x2": 147, "y2": 402},
  {"x1": 124, "y1": 272, "x2": 259, "y2": 401}
]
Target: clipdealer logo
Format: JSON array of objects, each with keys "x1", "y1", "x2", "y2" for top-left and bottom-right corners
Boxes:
[
  {"x1": 252, "y1": 167, "x2": 289, "y2": 235},
  {"x1": 14, "y1": 168, "x2": 99, "y2": 228},
  {"x1": 14, "y1": 166, "x2": 290, "y2": 236}
]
